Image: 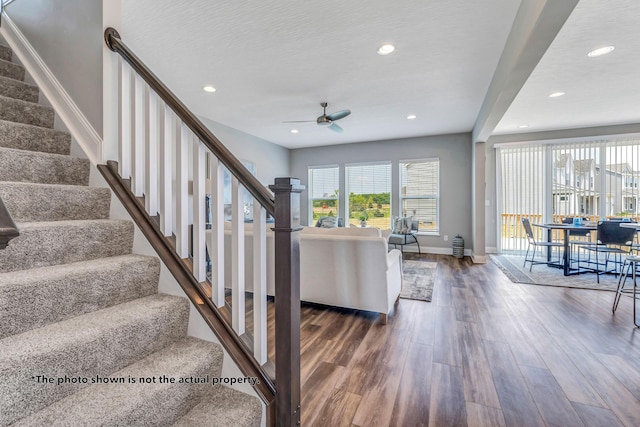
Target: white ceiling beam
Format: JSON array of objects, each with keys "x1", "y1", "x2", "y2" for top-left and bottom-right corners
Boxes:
[
  {"x1": 488, "y1": 122, "x2": 640, "y2": 146},
  {"x1": 472, "y1": 0, "x2": 579, "y2": 143}
]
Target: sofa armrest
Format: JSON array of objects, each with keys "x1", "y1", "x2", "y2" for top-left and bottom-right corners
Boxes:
[
  {"x1": 385, "y1": 248, "x2": 403, "y2": 314},
  {"x1": 387, "y1": 248, "x2": 402, "y2": 268}
]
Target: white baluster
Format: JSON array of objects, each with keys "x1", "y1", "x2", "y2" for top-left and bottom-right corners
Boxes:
[
  {"x1": 175, "y1": 122, "x2": 189, "y2": 258},
  {"x1": 209, "y1": 157, "x2": 225, "y2": 307},
  {"x1": 193, "y1": 140, "x2": 207, "y2": 282},
  {"x1": 159, "y1": 104, "x2": 173, "y2": 236},
  {"x1": 232, "y1": 177, "x2": 245, "y2": 334},
  {"x1": 253, "y1": 203, "x2": 267, "y2": 364},
  {"x1": 145, "y1": 91, "x2": 159, "y2": 216},
  {"x1": 132, "y1": 74, "x2": 145, "y2": 197},
  {"x1": 119, "y1": 62, "x2": 132, "y2": 179}
]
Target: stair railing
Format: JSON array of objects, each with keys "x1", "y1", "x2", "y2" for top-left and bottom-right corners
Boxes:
[
  {"x1": 0, "y1": 196, "x2": 19, "y2": 249},
  {"x1": 103, "y1": 28, "x2": 301, "y2": 426}
]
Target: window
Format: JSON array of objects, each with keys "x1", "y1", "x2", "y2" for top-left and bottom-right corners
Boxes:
[
  {"x1": 400, "y1": 159, "x2": 439, "y2": 233},
  {"x1": 346, "y1": 163, "x2": 391, "y2": 228},
  {"x1": 308, "y1": 166, "x2": 339, "y2": 226}
]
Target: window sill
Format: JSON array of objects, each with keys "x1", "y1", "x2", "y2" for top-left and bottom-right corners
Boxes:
[{"x1": 416, "y1": 231, "x2": 439, "y2": 236}]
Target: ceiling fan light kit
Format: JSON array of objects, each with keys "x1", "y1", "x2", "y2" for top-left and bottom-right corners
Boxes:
[{"x1": 284, "y1": 102, "x2": 351, "y2": 133}]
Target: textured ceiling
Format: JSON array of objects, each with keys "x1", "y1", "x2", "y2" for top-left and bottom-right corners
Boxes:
[
  {"x1": 122, "y1": 0, "x2": 520, "y2": 148},
  {"x1": 495, "y1": 0, "x2": 640, "y2": 135},
  {"x1": 122, "y1": 1, "x2": 638, "y2": 148}
]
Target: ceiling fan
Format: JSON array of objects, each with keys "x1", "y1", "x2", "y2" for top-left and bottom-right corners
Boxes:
[{"x1": 283, "y1": 102, "x2": 351, "y2": 133}]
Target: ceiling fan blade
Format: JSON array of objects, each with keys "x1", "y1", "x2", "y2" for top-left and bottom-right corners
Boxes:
[
  {"x1": 328, "y1": 123, "x2": 344, "y2": 133},
  {"x1": 282, "y1": 120, "x2": 315, "y2": 123},
  {"x1": 326, "y1": 109, "x2": 351, "y2": 121}
]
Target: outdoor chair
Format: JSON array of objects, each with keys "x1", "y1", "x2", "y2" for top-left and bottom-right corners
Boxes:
[
  {"x1": 578, "y1": 220, "x2": 636, "y2": 283},
  {"x1": 521, "y1": 218, "x2": 563, "y2": 272}
]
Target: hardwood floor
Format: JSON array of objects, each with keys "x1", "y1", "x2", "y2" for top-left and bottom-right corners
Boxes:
[{"x1": 297, "y1": 254, "x2": 640, "y2": 426}]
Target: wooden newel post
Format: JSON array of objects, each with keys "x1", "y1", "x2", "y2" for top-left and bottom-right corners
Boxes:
[{"x1": 269, "y1": 177, "x2": 304, "y2": 426}]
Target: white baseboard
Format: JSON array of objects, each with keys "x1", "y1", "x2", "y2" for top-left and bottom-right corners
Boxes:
[
  {"x1": 0, "y1": 12, "x2": 102, "y2": 165},
  {"x1": 486, "y1": 246, "x2": 498, "y2": 254},
  {"x1": 391, "y1": 245, "x2": 472, "y2": 257}
]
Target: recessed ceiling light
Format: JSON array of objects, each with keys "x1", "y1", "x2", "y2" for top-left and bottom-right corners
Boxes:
[
  {"x1": 407, "y1": 114, "x2": 417, "y2": 120},
  {"x1": 203, "y1": 85, "x2": 216, "y2": 93},
  {"x1": 518, "y1": 124, "x2": 529, "y2": 129},
  {"x1": 587, "y1": 46, "x2": 615, "y2": 57},
  {"x1": 549, "y1": 91, "x2": 565, "y2": 98},
  {"x1": 377, "y1": 44, "x2": 395, "y2": 55},
  {"x1": 290, "y1": 129, "x2": 299, "y2": 134}
]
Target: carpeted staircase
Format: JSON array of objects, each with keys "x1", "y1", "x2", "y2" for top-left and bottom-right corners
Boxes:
[{"x1": 0, "y1": 43, "x2": 261, "y2": 426}]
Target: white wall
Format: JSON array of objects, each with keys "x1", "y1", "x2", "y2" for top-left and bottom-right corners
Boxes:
[
  {"x1": 290, "y1": 133, "x2": 473, "y2": 252},
  {"x1": 6, "y1": 0, "x2": 103, "y2": 135}
]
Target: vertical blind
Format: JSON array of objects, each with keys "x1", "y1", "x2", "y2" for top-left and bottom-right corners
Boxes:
[
  {"x1": 498, "y1": 138, "x2": 640, "y2": 253},
  {"x1": 498, "y1": 144, "x2": 545, "y2": 252},
  {"x1": 605, "y1": 140, "x2": 640, "y2": 218},
  {"x1": 551, "y1": 140, "x2": 600, "y2": 220}
]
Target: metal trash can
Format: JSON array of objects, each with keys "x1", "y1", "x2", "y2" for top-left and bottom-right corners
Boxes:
[{"x1": 452, "y1": 234, "x2": 464, "y2": 259}]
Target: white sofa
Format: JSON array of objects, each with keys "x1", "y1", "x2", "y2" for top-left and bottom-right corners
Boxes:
[
  {"x1": 299, "y1": 227, "x2": 403, "y2": 323},
  {"x1": 209, "y1": 224, "x2": 403, "y2": 323}
]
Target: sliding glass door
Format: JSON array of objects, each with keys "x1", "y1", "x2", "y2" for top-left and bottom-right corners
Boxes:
[
  {"x1": 497, "y1": 138, "x2": 640, "y2": 253},
  {"x1": 498, "y1": 145, "x2": 545, "y2": 253}
]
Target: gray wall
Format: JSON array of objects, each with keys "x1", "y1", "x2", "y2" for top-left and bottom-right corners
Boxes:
[
  {"x1": 6, "y1": 0, "x2": 103, "y2": 135},
  {"x1": 290, "y1": 133, "x2": 473, "y2": 251},
  {"x1": 200, "y1": 117, "x2": 290, "y2": 185}
]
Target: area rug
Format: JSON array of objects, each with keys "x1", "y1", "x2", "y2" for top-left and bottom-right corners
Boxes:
[
  {"x1": 491, "y1": 254, "x2": 621, "y2": 292},
  {"x1": 400, "y1": 260, "x2": 437, "y2": 301}
]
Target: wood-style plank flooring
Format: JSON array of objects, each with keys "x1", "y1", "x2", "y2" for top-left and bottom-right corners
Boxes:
[{"x1": 296, "y1": 254, "x2": 640, "y2": 426}]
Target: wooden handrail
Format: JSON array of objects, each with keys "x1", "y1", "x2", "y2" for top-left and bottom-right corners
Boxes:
[
  {"x1": 103, "y1": 29, "x2": 303, "y2": 425},
  {"x1": 0, "y1": 196, "x2": 19, "y2": 249},
  {"x1": 103, "y1": 27, "x2": 275, "y2": 217}
]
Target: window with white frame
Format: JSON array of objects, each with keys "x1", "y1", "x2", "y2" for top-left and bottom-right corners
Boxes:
[
  {"x1": 308, "y1": 166, "x2": 339, "y2": 226},
  {"x1": 400, "y1": 159, "x2": 439, "y2": 233},
  {"x1": 346, "y1": 162, "x2": 391, "y2": 228}
]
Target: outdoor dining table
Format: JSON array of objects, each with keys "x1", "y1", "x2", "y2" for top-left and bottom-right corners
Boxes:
[{"x1": 533, "y1": 223, "x2": 597, "y2": 276}]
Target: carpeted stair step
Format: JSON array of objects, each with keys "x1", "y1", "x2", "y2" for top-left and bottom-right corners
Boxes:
[
  {"x1": 0, "y1": 147, "x2": 89, "y2": 185},
  {"x1": 0, "y1": 182, "x2": 111, "y2": 222},
  {"x1": 0, "y1": 45, "x2": 12, "y2": 62},
  {"x1": 0, "y1": 75, "x2": 39, "y2": 103},
  {"x1": 173, "y1": 386, "x2": 262, "y2": 427},
  {"x1": 0, "y1": 219, "x2": 133, "y2": 273},
  {"x1": 0, "y1": 254, "x2": 160, "y2": 339},
  {"x1": 0, "y1": 119, "x2": 71, "y2": 154},
  {"x1": 0, "y1": 294, "x2": 190, "y2": 425},
  {"x1": 0, "y1": 94, "x2": 54, "y2": 127},
  {"x1": 0, "y1": 57, "x2": 24, "y2": 81},
  {"x1": 11, "y1": 337, "x2": 224, "y2": 427}
]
